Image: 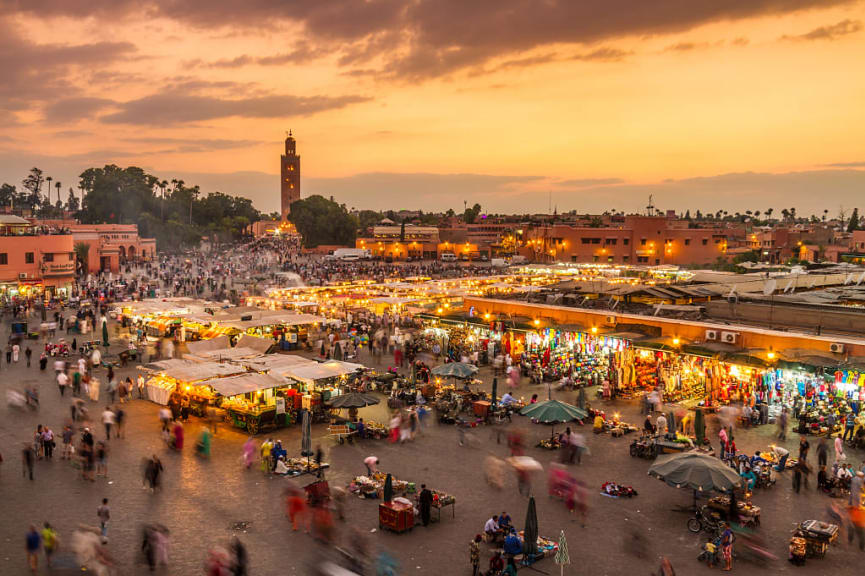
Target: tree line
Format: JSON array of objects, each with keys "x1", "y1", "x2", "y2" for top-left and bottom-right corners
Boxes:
[{"x1": 1, "y1": 166, "x2": 260, "y2": 251}]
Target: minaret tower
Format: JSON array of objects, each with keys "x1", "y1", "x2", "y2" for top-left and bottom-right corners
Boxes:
[{"x1": 280, "y1": 130, "x2": 300, "y2": 220}]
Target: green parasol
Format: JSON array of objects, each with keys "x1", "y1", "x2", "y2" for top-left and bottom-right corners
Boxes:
[
  {"x1": 102, "y1": 319, "x2": 109, "y2": 347},
  {"x1": 554, "y1": 530, "x2": 570, "y2": 575},
  {"x1": 327, "y1": 392, "x2": 380, "y2": 409},
  {"x1": 694, "y1": 408, "x2": 705, "y2": 445},
  {"x1": 523, "y1": 496, "x2": 538, "y2": 561},
  {"x1": 520, "y1": 399, "x2": 588, "y2": 423},
  {"x1": 383, "y1": 473, "x2": 394, "y2": 503},
  {"x1": 431, "y1": 362, "x2": 478, "y2": 379},
  {"x1": 648, "y1": 451, "x2": 744, "y2": 511}
]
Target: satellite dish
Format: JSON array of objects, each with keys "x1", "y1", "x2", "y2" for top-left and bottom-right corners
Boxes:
[{"x1": 762, "y1": 279, "x2": 777, "y2": 296}]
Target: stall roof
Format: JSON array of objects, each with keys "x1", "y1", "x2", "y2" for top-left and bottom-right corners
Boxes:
[
  {"x1": 244, "y1": 354, "x2": 315, "y2": 373},
  {"x1": 221, "y1": 313, "x2": 324, "y2": 330},
  {"x1": 285, "y1": 360, "x2": 365, "y2": 381},
  {"x1": 197, "y1": 347, "x2": 263, "y2": 361},
  {"x1": 236, "y1": 334, "x2": 275, "y2": 353},
  {"x1": 185, "y1": 335, "x2": 231, "y2": 355},
  {"x1": 204, "y1": 373, "x2": 283, "y2": 397},
  {"x1": 159, "y1": 361, "x2": 246, "y2": 382},
  {"x1": 140, "y1": 359, "x2": 202, "y2": 372}
]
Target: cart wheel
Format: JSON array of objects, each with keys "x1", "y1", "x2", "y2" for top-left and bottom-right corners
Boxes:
[
  {"x1": 629, "y1": 444, "x2": 638, "y2": 457},
  {"x1": 687, "y1": 518, "x2": 702, "y2": 533},
  {"x1": 338, "y1": 436, "x2": 345, "y2": 445},
  {"x1": 248, "y1": 421, "x2": 259, "y2": 435}
]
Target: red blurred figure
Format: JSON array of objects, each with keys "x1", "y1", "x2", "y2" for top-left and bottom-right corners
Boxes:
[
  {"x1": 507, "y1": 430, "x2": 524, "y2": 457},
  {"x1": 285, "y1": 486, "x2": 308, "y2": 532}
]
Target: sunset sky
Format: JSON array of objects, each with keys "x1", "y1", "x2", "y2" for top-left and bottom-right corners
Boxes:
[{"x1": 1, "y1": 0, "x2": 864, "y2": 215}]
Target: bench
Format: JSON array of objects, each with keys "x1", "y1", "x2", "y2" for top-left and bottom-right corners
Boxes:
[{"x1": 328, "y1": 424, "x2": 356, "y2": 444}]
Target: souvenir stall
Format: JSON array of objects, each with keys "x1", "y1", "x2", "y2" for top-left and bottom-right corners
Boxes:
[{"x1": 524, "y1": 328, "x2": 629, "y2": 384}]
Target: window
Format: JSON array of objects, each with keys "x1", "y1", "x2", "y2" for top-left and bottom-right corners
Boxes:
[
  {"x1": 581, "y1": 238, "x2": 592, "y2": 244},
  {"x1": 714, "y1": 238, "x2": 721, "y2": 244},
  {"x1": 637, "y1": 256, "x2": 648, "y2": 263},
  {"x1": 592, "y1": 255, "x2": 599, "y2": 263},
  {"x1": 623, "y1": 238, "x2": 630, "y2": 246},
  {"x1": 684, "y1": 239, "x2": 691, "y2": 246},
  {"x1": 44, "y1": 253, "x2": 54, "y2": 262},
  {"x1": 25, "y1": 252, "x2": 34, "y2": 264},
  {"x1": 655, "y1": 259, "x2": 661, "y2": 265},
  {"x1": 640, "y1": 238, "x2": 647, "y2": 246},
  {"x1": 622, "y1": 256, "x2": 630, "y2": 262},
  {"x1": 0, "y1": 253, "x2": 6, "y2": 264},
  {"x1": 607, "y1": 256, "x2": 613, "y2": 263},
  {"x1": 605, "y1": 238, "x2": 617, "y2": 245},
  {"x1": 702, "y1": 239, "x2": 708, "y2": 245}
]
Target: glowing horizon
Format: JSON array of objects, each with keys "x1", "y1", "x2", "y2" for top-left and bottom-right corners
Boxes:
[{"x1": 1, "y1": 1, "x2": 863, "y2": 215}]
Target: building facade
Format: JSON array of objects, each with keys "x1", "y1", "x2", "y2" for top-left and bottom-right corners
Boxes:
[
  {"x1": 280, "y1": 132, "x2": 301, "y2": 220},
  {"x1": 521, "y1": 216, "x2": 729, "y2": 266},
  {"x1": 0, "y1": 216, "x2": 75, "y2": 298},
  {"x1": 71, "y1": 224, "x2": 156, "y2": 273}
]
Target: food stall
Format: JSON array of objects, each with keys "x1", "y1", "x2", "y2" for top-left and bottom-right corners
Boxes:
[
  {"x1": 141, "y1": 359, "x2": 245, "y2": 406},
  {"x1": 204, "y1": 372, "x2": 292, "y2": 433}
]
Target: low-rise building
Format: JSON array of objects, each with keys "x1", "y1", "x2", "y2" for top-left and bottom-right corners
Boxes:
[{"x1": 0, "y1": 215, "x2": 75, "y2": 298}]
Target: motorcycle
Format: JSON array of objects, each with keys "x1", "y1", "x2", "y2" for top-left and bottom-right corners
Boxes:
[{"x1": 688, "y1": 505, "x2": 723, "y2": 534}]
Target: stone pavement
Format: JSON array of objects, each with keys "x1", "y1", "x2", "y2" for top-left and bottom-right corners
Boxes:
[{"x1": 0, "y1": 322, "x2": 863, "y2": 575}]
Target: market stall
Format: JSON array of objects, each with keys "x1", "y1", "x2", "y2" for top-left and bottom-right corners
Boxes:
[
  {"x1": 141, "y1": 359, "x2": 245, "y2": 406},
  {"x1": 205, "y1": 372, "x2": 293, "y2": 433}
]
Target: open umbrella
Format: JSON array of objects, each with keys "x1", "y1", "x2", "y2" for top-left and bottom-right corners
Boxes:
[
  {"x1": 521, "y1": 399, "x2": 588, "y2": 439},
  {"x1": 694, "y1": 408, "x2": 705, "y2": 445},
  {"x1": 431, "y1": 362, "x2": 478, "y2": 379},
  {"x1": 648, "y1": 451, "x2": 744, "y2": 510},
  {"x1": 383, "y1": 473, "x2": 393, "y2": 503},
  {"x1": 520, "y1": 399, "x2": 587, "y2": 423},
  {"x1": 301, "y1": 409, "x2": 312, "y2": 457},
  {"x1": 523, "y1": 496, "x2": 538, "y2": 561},
  {"x1": 554, "y1": 530, "x2": 570, "y2": 576},
  {"x1": 101, "y1": 319, "x2": 109, "y2": 347},
  {"x1": 491, "y1": 378, "x2": 498, "y2": 406},
  {"x1": 327, "y1": 392, "x2": 380, "y2": 409}
]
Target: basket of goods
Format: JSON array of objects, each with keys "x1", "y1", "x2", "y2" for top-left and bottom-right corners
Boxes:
[
  {"x1": 789, "y1": 537, "x2": 807, "y2": 565},
  {"x1": 537, "y1": 437, "x2": 561, "y2": 450},
  {"x1": 792, "y1": 520, "x2": 838, "y2": 558}
]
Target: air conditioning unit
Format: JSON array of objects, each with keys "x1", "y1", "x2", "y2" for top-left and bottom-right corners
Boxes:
[
  {"x1": 18, "y1": 273, "x2": 28, "y2": 280},
  {"x1": 705, "y1": 329, "x2": 719, "y2": 341},
  {"x1": 605, "y1": 315, "x2": 616, "y2": 326},
  {"x1": 830, "y1": 343, "x2": 845, "y2": 354},
  {"x1": 721, "y1": 331, "x2": 739, "y2": 344}
]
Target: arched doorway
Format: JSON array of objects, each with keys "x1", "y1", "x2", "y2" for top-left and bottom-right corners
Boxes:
[
  {"x1": 118, "y1": 245, "x2": 126, "y2": 262},
  {"x1": 128, "y1": 245, "x2": 136, "y2": 261}
]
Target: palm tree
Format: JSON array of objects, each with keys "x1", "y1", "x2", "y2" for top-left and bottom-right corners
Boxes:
[
  {"x1": 54, "y1": 181, "x2": 61, "y2": 215},
  {"x1": 765, "y1": 208, "x2": 774, "y2": 220},
  {"x1": 73, "y1": 242, "x2": 90, "y2": 276},
  {"x1": 45, "y1": 176, "x2": 52, "y2": 209}
]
